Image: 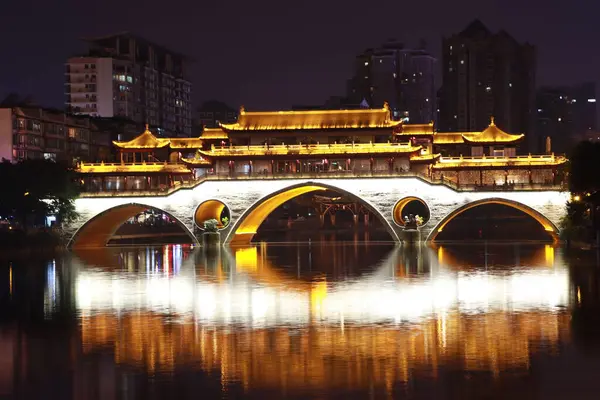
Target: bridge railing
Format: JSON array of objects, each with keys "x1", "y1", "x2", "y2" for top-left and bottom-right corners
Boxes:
[{"x1": 78, "y1": 169, "x2": 566, "y2": 197}]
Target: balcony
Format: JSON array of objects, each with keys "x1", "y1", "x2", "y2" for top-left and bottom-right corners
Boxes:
[
  {"x1": 77, "y1": 164, "x2": 566, "y2": 197},
  {"x1": 433, "y1": 154, "x2": 567, "y2": 169},
  {"x1": 202, "y1": 142, "x2": 422, "y2": 157}
]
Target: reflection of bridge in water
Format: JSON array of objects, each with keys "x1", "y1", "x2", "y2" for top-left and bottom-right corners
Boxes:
[{"x1": 73, "y1": 244, "x2": 571, "y2": 390}]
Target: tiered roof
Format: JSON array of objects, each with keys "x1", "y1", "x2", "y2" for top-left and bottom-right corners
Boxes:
[
  {"x1": 432, "y1": 118, "x2": 524, "y2": 145},
  {"x1": 220, "y1": 104, "x2": 402, "y2": 132},
  {"x1": 113, "y1": 125, "x2": 170, "y2": 149}
]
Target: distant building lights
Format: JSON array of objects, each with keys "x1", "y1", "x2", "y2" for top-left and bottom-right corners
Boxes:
[{"x1": 588, "y1": 99, "x2": 597, "y2": 103}]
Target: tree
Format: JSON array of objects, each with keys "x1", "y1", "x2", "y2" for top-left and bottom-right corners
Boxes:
[
  {"x1": 563, "y1": 141, "x2": 600, "y2": 242},
  {"x1": 0, "y1": 159, "x2": 80, "y2": 228}
]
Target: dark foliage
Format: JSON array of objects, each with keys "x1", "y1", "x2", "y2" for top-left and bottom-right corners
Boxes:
[{"x1": 0, "y1": 159, "x2": 80, "y2": 228}]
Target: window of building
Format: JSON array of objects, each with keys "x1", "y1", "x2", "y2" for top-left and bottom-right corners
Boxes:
[
  {"x1": 32, "y1": 121, "x2": 41, "y2": 132},
  {"x1": 471, "y1": 146, "x2": 483, "y2": 157},
  {"x1": 68, "y1": 128, "x2": 76, "y2": 138},
  {"x1": 43, "y1": 153, "x2": 57, "y2": 161}
]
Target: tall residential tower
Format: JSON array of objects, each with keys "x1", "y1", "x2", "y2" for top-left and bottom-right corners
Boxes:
[
  {"x1": 65, "y1": 33, "x2": 192, "y2": 137},
  {"x1": 347, "y1": 40, "x2": 436, "y2": 124},
  {"x1": 439, "y1": 20, "x2": 535, "y2": 150}
]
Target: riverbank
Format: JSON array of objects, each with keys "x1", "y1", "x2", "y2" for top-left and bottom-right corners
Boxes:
[{"x1": 0, "y1": 230, "x2": 66, "y2": 259}]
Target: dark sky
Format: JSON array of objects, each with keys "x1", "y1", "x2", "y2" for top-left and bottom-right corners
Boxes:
[{"x1": 0, "y1": 0, "x2": 598, "y2": 110}]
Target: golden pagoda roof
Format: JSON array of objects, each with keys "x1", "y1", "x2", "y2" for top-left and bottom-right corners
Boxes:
[
  {"x1": 220, "y1": 104, "x2": 402, "y2": 132},
  {"x1": 398, "y1": 122, "x2": 435, "y2": 135},
  {"x1": 433, "y1": 133, "x2": 465, "y2": 144},
  {"x1": 410, "y1": 153, "x2": 441, "y2": 162},
  {"x1": 113, "y1": 125, "x2": 170, "y2": 149},
  {"x1": 180, "y1": 156, "x2": 214, "y2": 166},
  {"x1": 78, "y1": 162, "x2": 192, "y2": 174},
  {"x1": 199, "y1": 128, "x2": 229, "y2": 140},
  {"x1": 461, "y1": 118, "x2": 524, "y2": 144},
  {"x1": 432, "y1": 119, "x2": 524, "y2": 145},
  {"x1": 169, "y1": 137, "x2": 204, "y2": 149}
]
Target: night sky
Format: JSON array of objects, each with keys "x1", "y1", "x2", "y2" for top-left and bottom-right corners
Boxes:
[{"x1": 0, "y1": 0, "x2": 598, "y2": 110}]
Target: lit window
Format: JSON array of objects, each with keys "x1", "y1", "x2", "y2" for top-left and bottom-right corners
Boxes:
[
  {"x1": 450, "y1": 45, "x2": 453, "y2": 50},
  {"x1": 364, "y1": 61, "x2": 369, "y2": 66},
  {"x1": 485, "y1": 86, "x2": 492, "y2": 92},
  {"x1": 509, "y1": 83, "x2": 512, "y2": 87},
  {"x1": 460, "y1": 60, "x2": 464, "y2": 65},
  {"x1": 454, "y1": 115, "x2": 457, "y2": 119},
  {"x1": 558, "y1": 117, "x2": 562, "y2": 122},
  {"x1": 572, "y1": 99, "x2": 577, "y2": 103},
  {"x1": 559, "y1": 96, "x2": 563, "y2": 100},
  {"x1": 588, "y1": 99, "x2": 597, "y2": 103},
  {"x1": 538, "y1": 109, "x2": 543, "y2": 112},
  {"x1": 425, "y1": 98, "x2": 429, "y2": 102}
]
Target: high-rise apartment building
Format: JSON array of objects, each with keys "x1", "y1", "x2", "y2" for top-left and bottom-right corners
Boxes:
[
  {"x1": 439, "y1": 20, "x2": 535, "y2": 150},
  {"x1": 347, "y1": 40, "x2": 436, "y2": 124},
  {"x1": 536, "y1": 82, "x2": 597, "y2": 154},
  {"x1": 65, "y1": 33, "x2": 192, "y2": 137},
  {"x1": 196, "y1": 101, "x2": 238, "y2": 129}
]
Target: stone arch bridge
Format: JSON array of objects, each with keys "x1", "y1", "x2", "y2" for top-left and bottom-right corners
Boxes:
[{"x1": 65, "y1": 176, "x2": 569, "y2": 249}]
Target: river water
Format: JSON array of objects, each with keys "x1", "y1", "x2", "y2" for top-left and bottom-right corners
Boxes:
[{"x1": 1, "y1": 242, "x2": 600, "y2": 399}]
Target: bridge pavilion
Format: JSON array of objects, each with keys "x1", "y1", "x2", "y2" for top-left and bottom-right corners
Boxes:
[{"x1": 78, "y1": 104, "x2": 565, "y2": 193}]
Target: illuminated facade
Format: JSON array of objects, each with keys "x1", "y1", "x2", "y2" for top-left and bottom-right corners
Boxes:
[
  {"x1": 67, "y1": 105, "x2": 569, "y2": 247},
  {"x1": 0, "y1": 106, "x2": 111, "y2": 163},
  {"x1": 77, "y1": 105, "x2": 565, "y2": 193},
  {"x1": 66, "y1": 33, "x2": 193, "y2": 137}
]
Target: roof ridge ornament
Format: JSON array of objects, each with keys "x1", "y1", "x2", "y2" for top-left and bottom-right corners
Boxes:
[
  {"x1": 145, "y1": 123, "x2": 150, "y2": 132},
  {"x1": 490, "y1": 116, "x2": 495, "y2": 126}
]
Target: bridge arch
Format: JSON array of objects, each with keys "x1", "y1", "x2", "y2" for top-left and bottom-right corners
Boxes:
[
  {"x1": 68, "y1": 202, "x2": 198, "y2": 249},
  {"x1": 194, "y1": 199, "x2": 231, "y2": 230},
  {"x1": 224, "y1": 181, "x2": 400, "y2": 245},
  {"x1": 426, "y1": 197, "x2": 559, "y2": 242},
  {"x1": 392, "y1": 197, "x2": 431, "y2": 227}
]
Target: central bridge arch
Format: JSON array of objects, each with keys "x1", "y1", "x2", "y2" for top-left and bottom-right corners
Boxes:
[
  {"x1": 426, "y1": 198, "x2": 559, "y2": 242},
  {"x1": 224, "y1": 181, "x2": 400, "y2": 245}
]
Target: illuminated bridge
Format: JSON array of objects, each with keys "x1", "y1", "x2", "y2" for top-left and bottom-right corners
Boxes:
[
  {"x1": 65, "y1": 175, "x2": 568, "y2": 248},
  {"x1": 65, "y1": 106, "x2": 569, "y2": 248}
]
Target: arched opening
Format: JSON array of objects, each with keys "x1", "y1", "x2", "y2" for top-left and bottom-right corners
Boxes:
[
  {"x1": 393, "y1": 197, "x2": 431, "y2": 226},
  {"x1": 428, "y1": 199, "x2": 558, "y2": 243},
  {"x1": 69, "y1": 203, "x2": 197, "y2": 249},
  {"x1": 194, "y1": 200, "x2": 231, "y2": 230},
  {"x1": 226, "y1": 182, "x2": 398, "y2": 245}
]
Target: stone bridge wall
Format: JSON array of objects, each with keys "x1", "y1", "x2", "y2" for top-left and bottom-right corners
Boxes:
[{"x1": 66, "y1": 177, "x2": 569, "y2": 245}]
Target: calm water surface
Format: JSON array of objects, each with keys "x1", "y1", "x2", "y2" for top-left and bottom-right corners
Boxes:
[{"x1": 1, "y1": 242, "x2": 600, "y2": 399}]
